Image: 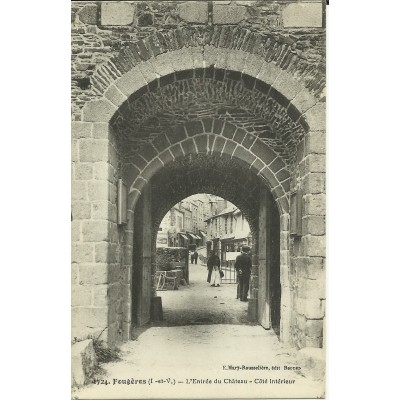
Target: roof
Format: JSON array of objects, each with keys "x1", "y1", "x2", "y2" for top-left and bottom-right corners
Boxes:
[{"x1": 204, "y1": 204, "x2": 238, "y2": 221}]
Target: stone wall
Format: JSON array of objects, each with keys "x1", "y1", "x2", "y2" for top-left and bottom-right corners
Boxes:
[
  {"x1": 72, "y1": 1, "x2": 325, "y2": 120},
  {"x1": 289, "y1": 124, "x2": 326, "y2": 348},
  {"x1": 71, "y1": 1, "x2": 326, "y2": 350}
]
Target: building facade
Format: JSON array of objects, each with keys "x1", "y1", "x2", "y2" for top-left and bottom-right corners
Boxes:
[{"x1": 71, "y1": 0, "x2": 326, "y2": 358}]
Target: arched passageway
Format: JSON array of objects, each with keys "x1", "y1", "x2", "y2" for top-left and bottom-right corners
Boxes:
[
  {"x1": 130, "y1": 149, "x2": 282, "y2": 333},
  {"x1": 72, "y1": 42, "x2": 325, "y2": 351}
]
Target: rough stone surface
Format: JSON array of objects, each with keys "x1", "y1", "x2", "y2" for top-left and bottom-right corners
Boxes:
[
  {"x1": 101, "y1": 2, "x2": 135, "y2": 26},
  {"x1": 213, "y1": 5, "x2": 248, "y2": 24},
  {"x1": 77, "y1": 4, "x2": 98, "y2": 25},
  {"x1": 297, "y1": 347, "x2": 325, "y2": 381},
  {"x1": 71, "y1": 1, "x2": 326, "y2": 353},
  {"x1": 282, "y1": 3, "x2": 323, "y2": 28},
  {"x1": 178, "y1": 1, "x2": 208, "y2": 23},
  {"x1": 71, "y1": 339, "x2": 97, "y2": 387}
]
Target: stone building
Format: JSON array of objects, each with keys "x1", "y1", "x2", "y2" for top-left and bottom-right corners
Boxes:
[{"x1": 71, "y1": 0, "x2": 326, "y2": 356}]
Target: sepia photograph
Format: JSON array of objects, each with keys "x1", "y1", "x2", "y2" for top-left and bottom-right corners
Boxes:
[{"x1": 70, "y1": 1, "x2": 326, "y2": 398}]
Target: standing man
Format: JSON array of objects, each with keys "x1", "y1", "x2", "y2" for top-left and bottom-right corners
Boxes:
[
  {"x1": 194, "y1": 250, "x2": 198, "y2": 264},
  {"x1": 234, "y1": 245, "x2": 252, "y2": 302}
]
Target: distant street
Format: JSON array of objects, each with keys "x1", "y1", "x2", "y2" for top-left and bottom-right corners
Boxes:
[{"x1": 156, "y1": 261, "x2": 251, "y2": 326}]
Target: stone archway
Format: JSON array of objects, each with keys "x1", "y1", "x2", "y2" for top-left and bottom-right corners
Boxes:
[{"x1": 72, "y1": 42, "x2": 325, "y2": 350}]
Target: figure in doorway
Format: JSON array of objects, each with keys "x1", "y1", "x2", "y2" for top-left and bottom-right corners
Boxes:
[
  {"x1": 235, "y1": 246, "x2": 252, "y2": 301},
  {"x1": 193, "y1": 250, "x2": 198, "y2": 264},
  {"x1": 207, "y1": 250, "x2": 221, "y2": 287}
]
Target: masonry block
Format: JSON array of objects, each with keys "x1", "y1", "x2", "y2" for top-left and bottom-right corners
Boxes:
[
  {"x1": 185, "y1": 120, "x2": 204, "y2": 136},
  {"x1": 233, "y1": 128, "x2": 246, "y2": 143},
  {"x1": 72, "y1": 201, "x2": 91, "y2": 220},
  {"x1": 141, "y1": 158, "x2": 163, "y2": 181},
  {"x1": 241, "y1": 132, "x2": 257, "y2": 149},
  {"x1": 92, "y1": 201, "x2": 117, "y2": 223},
  {"x1": 166, "y1": 125, "x2": 187, "y2": 144},
  {"x1": 180, "y1": 138, "x2": 196, "y2": 155},
  {"x1": 72, "y1": 122, "x2": 92, "y2": 139},
  {"x1": 211, "y1": 136, "x2": 226, "y2": 154},
  {"x1": 72, "y1": 306, "x2": 108, "y2": 328},
  {"x1": 194, "y1": 134, "x2": 208, "y2": 154},
  {"x1": 93, "y1": 162, "x2": 113, "y2": 181},
  {"x1": 306, "y1": 154, "x2": 326, "y2": 173},
  {"x1": 282, "y1": 3, "x2": 323, "y2": 28},
  {"x1": 214, "y1": 48, "x2": 230, "y2": 70},
  {"x1": 303, "y1": 173, "x2": 325, "y2": 194},
  {"x1": 74, "y1": 163, "x2": 93, "y2": 180},
  {"x1": 82, "y1": 220, "x2": 110, "y2": 242},
  {"x1": 152, "y1": 134, "x2": 170, "y2": 152},
  {"x1": 269, "y1": 157, "x2": 285, "y2": 173},
  {"x1": 250, "y1": 140, "x2": 277, "y2": 165},
  {"x1": 304, "y1": 194, "x2": 325, "y2": 216},
  {"x1": 243, "y1": 53, "x2": 264, "y2": 78},
  {"x1": 115, "y1": 67, "x2": 147, "y2": 97},
  {"x1": 305, "y1": 103, "x2": 326, "y2": 131},
  {"x1": 257, "y1": 62, "x2": 281, "y2": 86},
  {"x1": 291, "y1": 88, "x2": 318, "y2": 114},
  {"x1": 72, "y1": 243, "x2": 94, "y2": 264},
  {"x1": 305, "y1": 130, "x2": 326, "y2": 155},
  {"x1": 178, "y1": 1, "x2": 208, "y2": 24},
  {"x1": 92, "y1": 123, "x2": 109, "y2": 139},
  {"x1": 83, "y1": 99, "x2": 117, "y2": 123},
  {"x1": 88, "y1": 180, "x2": 109, "y2": 202},
  {"x1": 131, "y1": 177, "x2": 147, "y2": 193},
  {"x1": 232, "y1": 145, "x2": 256, "y2": 166},
  {"x1": 72, "y1": 181, "x2": 87, "y2": 201},
  {"x1": 302, "y1": 235, "x2": 325, "y2": 258},
  {"x1": 72, "y1": 139, "x2": 79, "y2": 162},
  {"x1": 101, "y1": 2, "x2": 135, "y2": 26},
  {"x1": 79, "y1": 264, "x2": 108, "y2": 285},
  {"x1": 79, "y1": 139, "x2": 109, "y2": 163},
  {"x1": 95, "y1": 242, "x2": 119, "y2": 264},
  {"x1": 71, "y1": 221, "x2": 81, "y2": 242},
  {"x1": 213, "y1": 5, "x2": 248, "y2": 24},
  {"x1": 203, "y1": 45, "x2": 219, "y2": 68},
  {"x1": 158, "y1": 149, "x2": 174, "y2": 165},
  {"x1": 226, "y1": 50, "x2": 247, "y2": 75},
  {"x1": 302, "y1": 215, "x2": 325, "y2": 236},
  {"x1": 259, "y1": 166, "x2": 279, "y2": 189},
  {"x1": 151, "y1": 52, "x2": 175, "y2": 77},
  {"x1": 305, "y1": 319, "x2": 323, "y2": 338},
  {"x1": 250, "y1": 158, "x2": 264, "y2": 175},
  {"x1": 77, "y1": 4, "x2": 98, "y2": 25},
  {"x1": 296, "y1": 298, "x2": 325, "y2": 320},
  {"x1": 72, "y1": 285, "x2": 92, "y2": 307},
  {"x1": 273, "y1": 70, "x2": 304, "y2": 101},
  {"x1": 104, "y1": 85, "x2": 127, "y2": 108},
  {"x1": 93, "y1": 284, "x2": 109, "y2": 306}
]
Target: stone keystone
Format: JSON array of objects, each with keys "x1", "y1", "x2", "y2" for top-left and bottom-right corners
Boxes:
[{"x1": 101, "y1": 2, "x2": 135, "y2": 26}]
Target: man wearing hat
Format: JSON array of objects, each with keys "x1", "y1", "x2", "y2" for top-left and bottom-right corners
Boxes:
[{"x1": 234, "y1": 245, "x2": 252, "y2": 302}]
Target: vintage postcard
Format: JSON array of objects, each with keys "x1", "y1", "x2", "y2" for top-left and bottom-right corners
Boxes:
[{"x1": 71, "y1": 1, "x2": 326, "y2": 398}]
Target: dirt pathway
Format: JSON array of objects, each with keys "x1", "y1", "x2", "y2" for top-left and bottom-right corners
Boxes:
[{"x1": 73, "y1": 263, "x2": 324, "y2": 399}]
